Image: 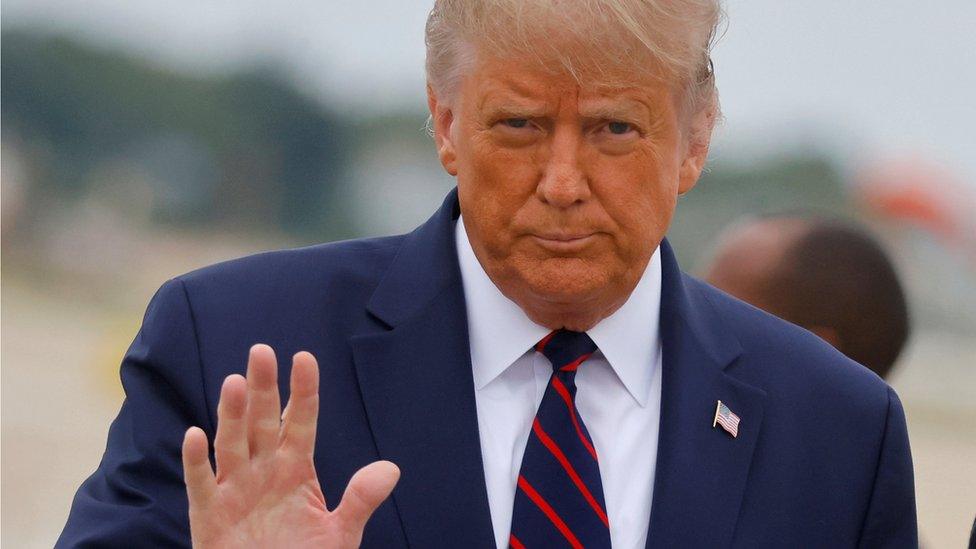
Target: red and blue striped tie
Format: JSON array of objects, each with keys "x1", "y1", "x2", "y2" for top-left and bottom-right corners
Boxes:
[{"x1": 509, "y1": 330, "x2": 611, "y2": 549}]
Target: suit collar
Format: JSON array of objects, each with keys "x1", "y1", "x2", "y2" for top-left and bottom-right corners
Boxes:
[
  {"x1": 365, "y1": 187, "x2": 463, "y2": 328},
  {"x1": 352, "y1": 187, "x2": 496, "y2": 548},
  {"x1": 658, "y1": 238, "x2": 743, "y2": 370},
  {"x1": 646, "y1": 240, "x2": 766, "y2": 548}
]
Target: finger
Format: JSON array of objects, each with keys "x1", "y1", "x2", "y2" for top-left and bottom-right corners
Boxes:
[
  {"x1": 334, "y1": 461, "x2": 400, "y2": 529},
  {"x1": 214, "y1": 374, "x2": 248, "y2": 481},
  {"x1": 245, "y1": 344, "x2": 281, "y2": 458},
  {"x1": 279, "y1": 351, "x2": 319, "y2": 456},
  {"x1": 182, "y1": 427, "x2": 217, "y2": 508}
]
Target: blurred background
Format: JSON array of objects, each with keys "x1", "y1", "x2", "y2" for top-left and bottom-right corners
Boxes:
[{"x1": 2, "y1": 1, "x2": 974, "y2": 546}]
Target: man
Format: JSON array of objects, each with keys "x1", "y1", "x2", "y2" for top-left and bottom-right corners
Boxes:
[
  {"x1": 58, "y1": 1, "x2": 917, "y2": 547},
  {"x1": 702, "y1": 215, "x2": 911, "y2": 379}
]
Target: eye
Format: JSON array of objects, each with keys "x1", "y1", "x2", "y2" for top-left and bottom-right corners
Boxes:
[
  {"x1": 607, "y1": 121, "x2": 633, "y2": 135},
  {"x1": 593, "y1": 119, "x2": 641, "y2": 154},
  {"x1": 502, "y1": 118, "x2": 530, "y2": 129}
]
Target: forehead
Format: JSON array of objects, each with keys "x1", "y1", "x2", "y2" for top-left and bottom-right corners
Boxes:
[{"x1": 464, "y1": 52, "x2": 674, "y2": 110}]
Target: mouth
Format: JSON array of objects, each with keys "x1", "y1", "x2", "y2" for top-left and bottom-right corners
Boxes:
[{"x1": 530, "y1": 232, "x2": 598, "y2": 253}]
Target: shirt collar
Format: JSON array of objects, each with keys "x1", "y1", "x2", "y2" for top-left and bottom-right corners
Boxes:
[
  {"x1": 456, "y1": 216, "x2": 662, "y2": 406},
  {"x1": 586, "y1": 245, "x2": 662, "y2": 407},
  {"x1": 457, "y1": 217, "x2": 551, "y2": 391}
]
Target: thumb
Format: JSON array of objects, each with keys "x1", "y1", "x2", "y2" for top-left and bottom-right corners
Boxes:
[{"x1": 334, "y1": 460, "x2": 400, "y2": 529}]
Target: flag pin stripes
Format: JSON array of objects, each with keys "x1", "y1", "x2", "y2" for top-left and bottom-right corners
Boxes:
[{"x1": 712, "y1": 400, "x2": 741, "y2": 438}]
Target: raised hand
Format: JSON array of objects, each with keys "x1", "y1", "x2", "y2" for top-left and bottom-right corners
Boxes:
[{"x1": 182, "y1": 344, "x2": 400, "y2": 548}]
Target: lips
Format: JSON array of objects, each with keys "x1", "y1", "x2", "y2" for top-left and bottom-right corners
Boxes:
[
  {"x1": 530, "y1": 232, "x2": 598, "y2": 252},
  {"x1": 534, "y1": 232, "x2": 594, "y2": 242}
]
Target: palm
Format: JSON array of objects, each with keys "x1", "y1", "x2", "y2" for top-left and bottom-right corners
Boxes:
[
  {"x1": 182, "y1": 345, "x2": 399, "y2": 549},
  {"x1": 198, "y1": 454, "x2": 334, "y2": 548}
]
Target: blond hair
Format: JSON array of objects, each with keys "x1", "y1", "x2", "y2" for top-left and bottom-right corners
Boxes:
[{"x1": 425, "y1": 0, "x2": 723, "y2": 121}]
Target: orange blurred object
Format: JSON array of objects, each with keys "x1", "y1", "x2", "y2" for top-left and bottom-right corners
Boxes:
[{"x1": 854, "y1": 156, "x2": 974, "y2": 243}]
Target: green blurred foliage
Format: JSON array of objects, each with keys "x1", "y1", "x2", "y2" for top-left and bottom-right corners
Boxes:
[
  {"x1": 2, "y1": 29, "x2": 350, "y2": 236},
  {"x1": 670, "y1": 155, "x2": 848, "y2": 267}
]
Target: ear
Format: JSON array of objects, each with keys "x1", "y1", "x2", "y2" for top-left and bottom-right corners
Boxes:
[
  {"x1": 427, "y1": 84, "x2": 459, "y2": 176},
  {"x1": 677, "y1": 103, "x2": 716, "y2": 195}
]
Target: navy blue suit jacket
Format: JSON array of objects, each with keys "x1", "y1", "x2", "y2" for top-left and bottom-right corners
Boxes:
[{"x1": 58, "y1": 189, "x2": 917, "y2": 548}]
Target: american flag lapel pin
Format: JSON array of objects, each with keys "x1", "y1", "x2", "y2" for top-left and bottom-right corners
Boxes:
[{"x1": 712, "y1": 400, "x2": 741, "y2": 438}]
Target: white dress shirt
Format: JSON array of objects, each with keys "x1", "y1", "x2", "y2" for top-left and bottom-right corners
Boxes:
[{"x1": 455, "y1": 217, "x2": 663, "y2": 549}]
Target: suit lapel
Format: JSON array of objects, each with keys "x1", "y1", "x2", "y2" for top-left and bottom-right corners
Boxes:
[
  {"x1": 646, "y1": 241, "x2": 767, "y2": 548},
  {"x1": 350, "y1": 189, "x2": 495, "y2": 548}
]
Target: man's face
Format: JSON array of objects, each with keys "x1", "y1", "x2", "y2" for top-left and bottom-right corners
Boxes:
[{"x1": 430, "y1": 53, "x2": 709, "y2": 327}]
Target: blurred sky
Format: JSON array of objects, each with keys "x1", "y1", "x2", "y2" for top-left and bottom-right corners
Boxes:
[{"x1": 4, "y1": 0, "x2": 975, "y2": 185}]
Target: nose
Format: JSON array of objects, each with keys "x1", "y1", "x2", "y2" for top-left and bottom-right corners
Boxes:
[{"x1": 536, "y1": 124, "x2": 590, "y2": 208}]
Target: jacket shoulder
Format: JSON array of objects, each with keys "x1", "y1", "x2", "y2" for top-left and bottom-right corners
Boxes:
[
  {"x1": 685, "y1": 275, "x2": 891, "y2": 413},
  {"x1": 175, "y1": 234, "x2": 404, "y2": 298}
]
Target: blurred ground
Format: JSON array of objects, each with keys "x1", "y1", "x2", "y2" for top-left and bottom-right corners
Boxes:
[
  {"x1": 2, "y1": 230, "x2": 974, "y2": 548},
  {"x1": 1, "y1": 229, "x2": 281, "y2": 547}
]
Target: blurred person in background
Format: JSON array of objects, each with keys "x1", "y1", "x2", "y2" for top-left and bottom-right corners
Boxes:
[
  {"x1": 56, "y1": 1, "x2": 918, "y2": 548},
  {"x1": 703, "y1": 215, "x2": 911, "y2": 380}
]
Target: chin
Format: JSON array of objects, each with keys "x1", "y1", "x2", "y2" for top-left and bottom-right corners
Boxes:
[
  {"x1": 520, "y1": 258, "x2": 613, "y2": 305},
  {"x1": 490, "y1": 256, "x2": 628, "y2": 330}
]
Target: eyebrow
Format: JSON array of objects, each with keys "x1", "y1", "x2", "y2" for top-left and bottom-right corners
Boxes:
[
  {"x1": 476, "y1": 74, "x2": 557, "y2": 115},
  {"x1": 478, "y1": 93, "x2": 551, "y2": 118},
  {"x1": 578, "y1": 99, "x2": 651, "y2": 122},
  {"x1": 479, "y1": 98, "x2": 652, "y2": 123},
  {"x1": 480, "y1": 103, "x2": 550, "y2": 119}
]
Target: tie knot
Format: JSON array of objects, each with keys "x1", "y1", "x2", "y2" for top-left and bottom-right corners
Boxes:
[{"x1": 535, "y1": 330, "x2": 598, "y2": 373}]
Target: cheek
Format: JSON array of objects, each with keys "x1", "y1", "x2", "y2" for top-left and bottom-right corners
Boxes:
[
  {"x1": 460, "y1": 133, "x2": 540, "y2": 219},
  {"x1": 470, "y1": 132, "x2": 540, "y2": 186},
  {"x1": 457, "y1": 132, "x2": 543, "y2": 258},
  {"x1": 590, "y1": 147, "x2": 680, "y2": 245}
]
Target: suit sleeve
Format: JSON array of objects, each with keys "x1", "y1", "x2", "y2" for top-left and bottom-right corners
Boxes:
[
  {"x1": 56, "y1": 278, "x2": 213, "y2": 548},
  {"x1": 857, "y1": 386, "x2": 918, "y2": 549}
]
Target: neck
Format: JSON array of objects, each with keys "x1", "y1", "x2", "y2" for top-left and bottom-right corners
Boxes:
[
  {"x1": 496, "y1": 274, "x2": 639, "y2": 332},
  {"x1": 522, "y1": 298, "x2": 629, "y2": 332}
]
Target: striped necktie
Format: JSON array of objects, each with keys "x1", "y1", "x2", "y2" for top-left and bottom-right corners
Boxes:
[{"x1": 509, "y1": 329, "x2": 611, "y2": 549}]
